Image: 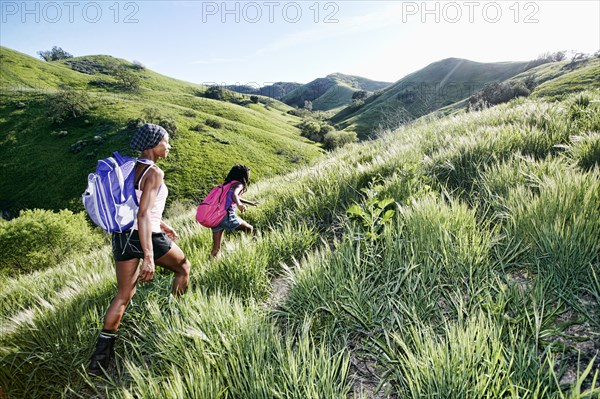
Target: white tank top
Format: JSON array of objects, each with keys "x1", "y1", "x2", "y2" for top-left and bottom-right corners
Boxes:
[{"x1": 132, "y1": 165, "x2": 168, "y2": 233}]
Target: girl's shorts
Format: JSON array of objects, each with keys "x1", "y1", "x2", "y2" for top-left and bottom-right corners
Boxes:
[
  {"x1": 212, "y1": 211, "x2": 243, "y2": 233},
  {"x1": 112, "y1": 229, "x2": 173, "y2": 261}
]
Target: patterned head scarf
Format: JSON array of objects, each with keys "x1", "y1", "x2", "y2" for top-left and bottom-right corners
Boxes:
[{"x1": 130, "y1": 123, "x2": 167, "y2": 151}]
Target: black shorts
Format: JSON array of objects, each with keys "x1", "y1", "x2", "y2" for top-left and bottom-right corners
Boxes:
[{"x1": 112, "y1": 229, "x2": 173, "y2": 261}]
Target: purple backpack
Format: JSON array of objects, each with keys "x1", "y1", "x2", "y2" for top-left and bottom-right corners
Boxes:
[
  {"x1": 82, "y1": 152, "x2": 153, "y2": 233},
  {"x1": 196, "y1": 180, "x2": 239, "y2": 228}
]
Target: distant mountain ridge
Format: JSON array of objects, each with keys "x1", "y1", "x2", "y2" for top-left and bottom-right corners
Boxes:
[
  {"x1": 226, "y1": 82, "x2": 303, "y2": 100},
  {"x1": 281, "y1": 73, "x2": 392, "y2": 111},
  {"x1": 331, "y1": 57, "x2": 532, "y2": 136}
]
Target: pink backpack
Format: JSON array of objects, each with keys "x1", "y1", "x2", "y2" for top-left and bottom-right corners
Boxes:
[{"x1": 196, "y1": 180, "x2": 239, "y2": 228}]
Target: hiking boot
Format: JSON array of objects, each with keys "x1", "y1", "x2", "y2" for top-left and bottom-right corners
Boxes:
[{"x1": 87, "y1": 333, "x2": 116, "y2": 377}]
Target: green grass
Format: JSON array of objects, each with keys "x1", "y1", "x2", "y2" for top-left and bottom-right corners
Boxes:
[
  {"x1": 1, "y1": 90, "x2": 599, "y2": 398},
  {"x1": 531, "y1": 57, "x2": 600, "y2": 99},
  {"x1": 0, "y1": 46, "x2": 323, "y2": 215}
]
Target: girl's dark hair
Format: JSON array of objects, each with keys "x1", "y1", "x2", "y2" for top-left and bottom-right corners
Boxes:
[{"x1": 224, "y1": 164, "x2": 250, "y2": 192}]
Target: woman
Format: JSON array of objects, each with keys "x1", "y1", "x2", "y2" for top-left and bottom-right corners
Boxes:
[{"x1": 88, "y1": 123, "x2": 191, "y2": 376}]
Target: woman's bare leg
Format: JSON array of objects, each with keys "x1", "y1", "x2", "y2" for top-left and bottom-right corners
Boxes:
[
  {"x1": 102, "y1": 258, "x2": 140, "y2": 331},
  {"x1": 155, "y1": 242, "x2": 191, "y2": 296}
]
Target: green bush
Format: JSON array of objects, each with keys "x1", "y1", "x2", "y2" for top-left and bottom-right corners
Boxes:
[
  {"x1": 323, "y1": 130, "x2": 357, "y2": 150},
  {"x1": 113, "y1": 67, "x2": 141, "y2": 91},
  {"x1": 299, "y1": 119, "x2": 335, "y2": 142},
  {"x1": 205, "y1": 85, "x2": 226, "y2": 101},
  {"x1": 206, "y1": 118, "x2": 223, "y2": 129},
  {"x1": 47, "y1": 88, "x2": 91, "y2": 124},
  {"x1": 141, "y1": 108, "x2": 178, "y2": 137},
  {"x1": 468, "y1": 81, "x2": 530, "y2": 111},
  {"x1": 0, "y1": 209, "x2": 103, "y2": 275}
]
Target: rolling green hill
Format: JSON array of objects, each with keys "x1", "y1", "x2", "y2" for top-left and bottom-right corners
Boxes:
[
  {"x1": 0, "y1": 47, "x2": 323, "y2": 216},
  {"x1": 281, "y1": 73, "x2": 391, "y2": 111},
  {"x1": 529, "y1": 56, "x2": 600, "y2": 99},
  {"x1": 226, "y1": 82, "x2": 303, "y2": 100},
  {"x1": 431, "y1": 56, "x2": 600, "y2": 118},
  {"x1": 331, "y1": 58, "x2": 531, "y2": 137}
]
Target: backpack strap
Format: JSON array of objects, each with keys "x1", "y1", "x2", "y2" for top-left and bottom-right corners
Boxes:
[{"x1": 134, "y1": 162, "x2": 154, "y2": 190}]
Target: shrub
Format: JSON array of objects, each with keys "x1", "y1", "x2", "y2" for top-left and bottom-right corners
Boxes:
[
  {"x1": 0, "y1": 209, "x2": 103, "y2": 275},
  {"x1": 113, "y1": 67, "x2": 141, "y2": 91},
  {"x1": 323, "y1": 130, "x2": 357, "y2": 150},
  {"x1": 158, "y1": 116, "x2": 178, "y2": 137},
  {"x1": 126, "y1": 117, "x2": 146, "y2": 130},
  {"x1": 349, "y1": 99, "x2": 365, "y2": 110},
  {"x1": 205, "y1": 85, "x2": 226, "y2": 101},
  {"x1": 47, "y1": 88, "x2": 91, "y2": 124},
  {"x1": 352, "y1": 90, "x2": 368, "y2": 100},
  {"x1": 250, "y1": 95, "x2": 259, "y2": 104},
  {"x1": 206, "y1": 118, "x2": 223, "y2": 129},
  {"x1": 142, "y1": 106, "x2": 161, "y2": 122},
  {"x1": 141, "y1": 108, "x2": 178, "y2": 136},
  {"x1": 132, "y1": 60, "x2": 146, "y2": 70},
  {"x1": 299, "y1": 119, "x2": 334, "y2": 142},
  {"x1": 301, "y1": 120, "x2": 321, "y2": 139},
  {"x1": 468, "y1": 81, "x2": 530, "y2": 111},
  {"x1": 287, "y1": 108, "x2": 311, "y2": 118}
]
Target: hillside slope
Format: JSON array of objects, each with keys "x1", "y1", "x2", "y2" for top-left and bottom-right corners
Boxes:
[
  {"x1": 0, "y1": 47, "x2": 322, "y2": 215},
  {"x1": 331, "y1": 58, "x2": 530, "y2": 137},
  {"x1": 281, "y1": 73, "x2": 391, "y2": 111},
  {"x1": 1, "y1": 87, "x2": 599, "y2": 398},
  {"x1": 529, "y1": 56, "x2": 600, "y2": 98}
]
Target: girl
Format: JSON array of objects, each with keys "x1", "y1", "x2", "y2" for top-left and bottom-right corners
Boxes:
[
  {"x1": 211, "y1": 164, "x2": 258, "y2": 257},
  {"x1": 88, "y1": 123, "x2": 191, "y2": 376}
]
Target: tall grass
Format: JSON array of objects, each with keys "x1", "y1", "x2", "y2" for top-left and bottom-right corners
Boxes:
[
  {"x1": 2, "y1": 91, "x2": 599, "y2": 398},
  {"x1": 501, "y1": 167, "x2": 600, "y2": 292},
  {"x1": 109, "y1": 294, "x2": 351, "y2": 399}
]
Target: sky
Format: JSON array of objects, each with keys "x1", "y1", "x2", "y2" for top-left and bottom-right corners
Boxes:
[{"x1": 1, "y1": 1, "x2": 599, "y2": 86}]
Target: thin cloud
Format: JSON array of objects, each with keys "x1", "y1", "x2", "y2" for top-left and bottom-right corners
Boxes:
[{"x1": 253, "y1": 3, "x2": 408, "y2": 56}]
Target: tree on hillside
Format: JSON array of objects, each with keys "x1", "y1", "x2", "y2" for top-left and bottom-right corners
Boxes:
[
  {"x1": 299, "y1": 118, "x2": 334, "y2": 142},
  {"x1": 564, "y1": 52, "x2": 589, "y2": 70},
  {"x1": 114, "y1": 67, "x2": 141, "y2": 91},
  {"x1": 468, "y1": 81, "x2": 530, "y2": 111},
  {"x1": 47, "y1": 87, "x2": 91, "y2": 124},
  {"x1": 205, "y1": 85, "x2": 226, "y2": 101},
  {"x1": 352, "y1": 90, "x2": 368, "y2": 101},
  {"x1": 131, "y1": 60, "x2": 146, "y2": 70},
  {"x1": 525, "y1": 51, "x2": 567, "y2": 70},
  {"x1": 38, "y1": 46, "x2": 73, "y2": 62}
]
